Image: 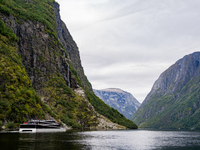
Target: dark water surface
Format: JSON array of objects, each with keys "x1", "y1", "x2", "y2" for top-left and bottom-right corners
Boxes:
[{"x1": 1, "y1": 130, "x2": 200, "y2": 150}]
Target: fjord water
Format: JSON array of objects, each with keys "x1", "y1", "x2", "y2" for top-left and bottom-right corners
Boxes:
[{"x1": 1, "y1": 130, "x2": 200, "y2": 150}]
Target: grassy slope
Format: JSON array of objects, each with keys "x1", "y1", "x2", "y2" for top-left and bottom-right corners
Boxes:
[
  {"x1": 0, "y1": 0, "x2": 138, "y2": 129},
  {"x1": 133, "y1": 76, "x2": 200, "y2": 129}
]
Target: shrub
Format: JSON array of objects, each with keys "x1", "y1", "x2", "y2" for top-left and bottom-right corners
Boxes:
[
  {"x1": 0, "y1": 19, "x2": 18, "y2": 42},
  {"x1": 6, "y1": 121, "x2": 15, "y2": 129},
  {"x1": 0, "y1": 4, "x2": 11, "y2": 15}
]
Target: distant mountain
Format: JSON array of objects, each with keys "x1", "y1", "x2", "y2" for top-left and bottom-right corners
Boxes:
[
  {"x1": 132, "y1": 52, "x2": 200, "y2": 129},
  {"x1": 93, "y1": 88, "x2": 141, "y2": 120}
]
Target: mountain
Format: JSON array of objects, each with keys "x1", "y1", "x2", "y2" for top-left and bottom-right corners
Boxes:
[
  {"x1": 132, "y1": 52, "x2": 200, "y2": 129},
  {"x1": 0, "y1": 0, "x2": 137, "y2": 129},
  {"x1": 93, "y1": 88, "x2": 140, "y2": 119}
]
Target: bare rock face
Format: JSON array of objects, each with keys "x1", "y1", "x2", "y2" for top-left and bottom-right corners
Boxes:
[
  {"x1": 94, "y1": 88, "x2": 141, "y2": 120},
  {"x1": 142, "y1": 52, "x2": 200, "y2": 106},
  {"x1": 132, "y1": 52, "x2": 200, "y2": 129},
  {"x1": 53, "y1": 2, "x2": 92, "y2": 91},
  {"x1": 0, "y1": 14, "x2": 78, "y2": 97}
]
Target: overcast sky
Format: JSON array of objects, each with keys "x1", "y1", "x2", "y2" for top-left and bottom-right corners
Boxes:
[{"x1": 56, "y1": 0, "x2": 200, "y2": 103}]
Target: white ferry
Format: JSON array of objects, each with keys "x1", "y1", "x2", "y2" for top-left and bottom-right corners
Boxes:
[{"x1": 19, "y1": 119, "x2": 66, "y2": 133}]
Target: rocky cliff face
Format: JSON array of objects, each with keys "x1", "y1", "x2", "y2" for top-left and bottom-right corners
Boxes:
[
  {"x1": 142, "y1": 52, "x2": 200, "y2": 107},
  {"x1": 53, "y1": 2, "x2": 92, "y2": 91},
  {"x1": 94, "y1": 88, "x2": 140, "y2": 120},
  {"x1": 132, "y1": 52, "x2": 200, "y2": 129},
  {"x1": 1, "y1": 15, "x2": 77, "y2": 93}
]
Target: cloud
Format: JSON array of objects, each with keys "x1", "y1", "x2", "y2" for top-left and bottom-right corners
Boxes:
[{"x1": 56, "y1": 0, "x2": 200, "y2": 103}]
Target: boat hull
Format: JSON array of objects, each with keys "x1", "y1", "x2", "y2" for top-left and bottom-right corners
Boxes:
[
  {"x1": 19, "y1": 127, "x2": 66, "y2": 133},
  {"x1": 19, "y1": 120, "x2": 66, "y2": 133}
]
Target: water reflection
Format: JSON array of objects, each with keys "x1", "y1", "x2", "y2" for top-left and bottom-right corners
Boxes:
[
  {"x1": 0, "y1": 130, "x2": 200, "y2": 150},
  {"x1": 18, "y1": 131, "x2": 85, "y2": 150},
  {"x1": 72, "y1": 130, "x2": 200, "y2": 150}
]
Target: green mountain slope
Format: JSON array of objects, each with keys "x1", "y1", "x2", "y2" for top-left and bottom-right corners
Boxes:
[
  {"x1": 132, "y1": 52, "x2": 200, "y2": 129},
  {"x1": 0, "y1": 20, "x2": 45, "y2": 124},
  {"x1": 0, "y1": 0, "x2": 137, "y2": 129}
]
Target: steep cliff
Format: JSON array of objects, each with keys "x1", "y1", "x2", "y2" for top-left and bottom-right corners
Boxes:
[
  {"x1": 53, "y1": 2, "x2": 92, "y2": 91},
  {"x1": 94, "y1": 88, "x2": 140, "y2": 119},
  {"x1": 0, "y1": 0, "x2": 137, "y2": 129},
  {"x1": 132, "y1": 52, "x2": 200, "y2": 129},
  {"x1": 0, "y1": 0, "x2": 97, "y2": 128}
]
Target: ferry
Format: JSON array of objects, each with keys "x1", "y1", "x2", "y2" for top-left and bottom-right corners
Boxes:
[{"x1": 19, "y1": 119, "x2": 66, "y2": 133}]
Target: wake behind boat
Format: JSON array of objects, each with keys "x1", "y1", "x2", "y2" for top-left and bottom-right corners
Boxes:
[{"x1": 19, "y1": 119, "x2": 66, "y2": 133}]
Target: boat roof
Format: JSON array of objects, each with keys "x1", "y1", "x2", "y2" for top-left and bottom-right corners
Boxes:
[{"x1": 29, "y1": 120, "x2": 57, "y2": 123}]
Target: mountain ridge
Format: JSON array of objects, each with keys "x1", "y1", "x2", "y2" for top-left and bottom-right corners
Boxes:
[
  {"x1": 94, "y1": 88, "x2": 140, "y2": 120},
  {"x1": 132, "y1": 52, "x2": 200, "y2": 129}
]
